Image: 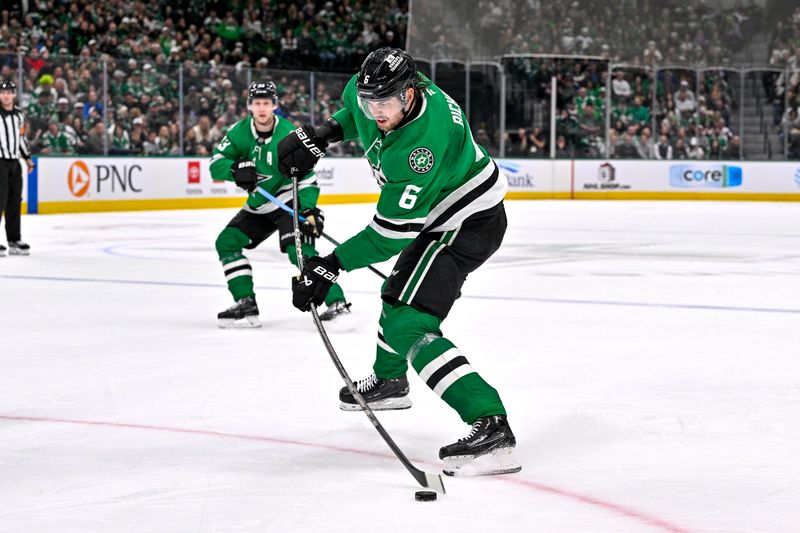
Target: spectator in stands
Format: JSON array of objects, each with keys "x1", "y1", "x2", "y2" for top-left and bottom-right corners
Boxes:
[
  {"x1": 635, "y1": 126, "x2": 654, "y2": 159},
  {"x1": 643, "y1": 40, "x2": 663, "y2": 65},
  {"x1": 130, "y1": 117, "x2": 146, "y2": 154},
  {"x1": 612, "y1": 71, "x2": 632, "y2": 103},
  {"x1": 615, "y1": 132, "x2": 640, "y2": 158},
  {"x1": 780, "y1": 107, "x2": 800, "y2": 153},
  {"x1": 110, "y1": 123, "x2": 130, "y2": 154},
  {"x1": 192, "y1": 115, "x2": 215, "y2": 149},
  {"x1": 40, "y1": 123, "x2": 73, "y2": 155},
  {"x1": 69, "y1": 117, "x2": 89, "y2": 154},
  {"x1": 722, "y1": 135, "x2": 742, "y2": 159},
  {"x1": 707, "y1": 137, "x2": 722, "y2": 160},
  {"x1": 687, "y1": 137, "x2": 705, "y2": 159},
  {"x1": 555, "y1": 134, "x2": 571, "y2": 158},
  {"x1": 507, "y1": 127, "x2": 529, "y2": 157},
  {"x1": 675, "y1": 85, "x2": 697, "y2": 117},
  {"x1": 528, "y1": 127, "x2": 547, "y2": 157},
  {"x1": 576, "y1": 102, "x2": 601, "y2": 156},
  {"x1": 86, "y1": 121, "x2": 106, "y2": 154},
  {"x1": 654, "y1": 134, "x2": 673, "y2": 160},
  {"x1": 673, "y1": 138, "x2": 689, "y2": 159},
  {"x1": 82, "y1": 89, "x2": 103, "y2": 121}
]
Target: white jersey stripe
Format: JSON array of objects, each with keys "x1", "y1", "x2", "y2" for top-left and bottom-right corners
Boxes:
[
  {"x1": 377, "y1": 337, "x2": 398, "y2": 354},
  {"x1": 433, "y1": 365, "x2": 476, "y2": 396},
  {"x1": 223, "y1": 258, "x2": 251, "y2": 270},
  {"x1": 405, "y1": 242, "x2": 445, "y2": 303},
  {"x1": 418, "y1": 347, "x2": 462, "y2": 383},
  {"x1": 225, "y1": 268, "x2": 252, "y2": 281},
  {"x1": 369, "y1": 220, "x2": 421, "y2": 240}
]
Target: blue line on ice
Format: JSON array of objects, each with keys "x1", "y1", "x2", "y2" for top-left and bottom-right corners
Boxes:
[{"x1": 3, "y1": 274, "x2": 799, "y2": 315}]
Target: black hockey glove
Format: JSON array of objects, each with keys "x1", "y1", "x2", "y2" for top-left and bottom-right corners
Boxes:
[
  {"x1": 232, "y1": 159, "x2": 257, "y2": 192},
  {"x1": 277, "y1": 124, "x2": 327, "y2": 178},
  {"x1": 299, "y1": 207, "x2": 324, "y2": 238},
  {"x1": 292, "y1": 254, "x2": 341, "y2": 311}
]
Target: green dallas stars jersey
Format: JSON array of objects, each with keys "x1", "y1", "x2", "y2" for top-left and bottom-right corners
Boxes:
[
  {"x1": 331, "y1": 74, "x2": 507, "y2": 271},
  {"x1": 209, "y1": 115, "x2": 319, "y2": 213}
]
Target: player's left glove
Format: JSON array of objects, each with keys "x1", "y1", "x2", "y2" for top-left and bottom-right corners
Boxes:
[
  {"x1": 299, "y1": 207, "x2": 324, "y2": 238},
  {"x1": 277, "y1": 124, "x2": 327, "y2": 178},
  {"x1": 292, "y1": 254, "x2": 341, "y2": 311}
]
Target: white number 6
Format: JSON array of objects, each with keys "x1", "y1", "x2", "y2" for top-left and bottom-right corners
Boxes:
[{"x1": 399, "y1": 185, "x2": 422, "y2": 209}]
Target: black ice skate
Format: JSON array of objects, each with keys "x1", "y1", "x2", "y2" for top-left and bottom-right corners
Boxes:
[
  {"x1": 318, "y1": 300, "x2": 351, "y2": 321},
  {"x1": 439, "y1": 415, "x2": 522, "y2": 476},
  {"x1": 7, "y1": 241, "x2": 29, "y2": 256},
  {"x1": 339, "y1": 373, "x2": 412, "y2": 411},
  {"x1": 0, "y1": 244, "x2": 6, "y2": 257},
  {"x1": 217, "y1": 296, "x2": 261, "y2": 328}
]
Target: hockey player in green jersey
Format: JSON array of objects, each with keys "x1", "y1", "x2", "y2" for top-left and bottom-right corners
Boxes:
[
  {"x1": 278, "y1": 48, "x2": 520, "y2": 476},
  {"x1": 210, "y1": 81, "x2": 350, "y2": 328}
]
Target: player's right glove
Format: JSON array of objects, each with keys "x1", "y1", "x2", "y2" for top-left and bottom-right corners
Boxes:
[
  {"x1": 232, "y1": 159, "x2": 257, "y2": 192},
  {"x1": 292, "y1": 254, "x2": 341, "y2": 311},
  {"x1": 299, "y1": 207, "x2": 324, "y2": 238},
  {"x1": 277, "y1": 124, "x2": 327, "y2": 178}
]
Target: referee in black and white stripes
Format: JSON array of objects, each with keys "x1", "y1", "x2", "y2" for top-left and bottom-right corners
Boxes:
[{"x1": 0, "y1": 79, "x2": 35, "y2": 257}]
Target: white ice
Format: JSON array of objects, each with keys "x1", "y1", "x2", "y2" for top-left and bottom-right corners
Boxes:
[{"x1": 1, "y1": 200, "x2": 799, "y2": 533}]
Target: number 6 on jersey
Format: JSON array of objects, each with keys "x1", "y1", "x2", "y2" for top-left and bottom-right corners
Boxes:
[{"x1": 399, "y1": 185, "x2": 422, "y2": 209}]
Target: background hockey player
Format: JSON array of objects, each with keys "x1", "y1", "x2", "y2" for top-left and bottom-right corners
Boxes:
[
  {"x1": 278, "y1": 48, "x2": 520, "y2": 476},
  {"x1": 210, "y1": 81, "x2": 350, "y2": 327}
]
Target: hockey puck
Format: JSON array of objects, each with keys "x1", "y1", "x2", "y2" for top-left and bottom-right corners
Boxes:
[{"x1": 415, "y1": 490, "x2": 437, "y2": 502}]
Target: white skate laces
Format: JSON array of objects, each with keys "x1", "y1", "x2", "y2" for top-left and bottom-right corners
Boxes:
[
  {"x1": 461, "y1": 419, "x2": 484, "y2": 442},
  {"x1": 356, "y1": 374, "x2": 379, "y2": 393}
]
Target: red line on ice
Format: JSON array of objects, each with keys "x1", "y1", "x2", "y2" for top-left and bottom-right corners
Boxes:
[{"x1": 0, "y1": 414, "x2": 691, "y2": 532}]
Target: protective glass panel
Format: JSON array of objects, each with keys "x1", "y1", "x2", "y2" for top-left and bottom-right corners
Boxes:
[
  {"x1": 468, "y1": 63, "x2": 503, "y2": 157},
  {"x1": 696, "y1": 68, "x2": 742, "y2": 160},
  {"x1": 609, "y1": 65, "x2": 655, "y2": 159},
  {"x1": 182, "y1": 63, "x2": 261, "y2": 156},
  {"x1": 313, "y1": 71, "x2": 362, "y2": 156},
  {"x1": 23, "y1": 53, "x2": 105, "y2": 155}
]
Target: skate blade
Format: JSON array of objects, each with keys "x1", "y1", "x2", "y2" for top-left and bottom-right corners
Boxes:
[
  {"x1": 339, "y1": 397, "x2": 412, "y2": 411},
  {"x1": 442, "y1": 446, "x2": 522, "y2": 477},
  {"x1": 8, "y1": 249, "x2": 29, "y2": 256},
  {"x1": 218, "y1": 316, "x2": 261, "y2": 329}
]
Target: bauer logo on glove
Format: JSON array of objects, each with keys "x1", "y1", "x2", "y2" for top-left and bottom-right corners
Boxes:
[
  {"x1": 291, "y1": 254, "x2": 342, "y2": 311},
  {"x1": 232, "y1": 159, "x2": 258, "y2": 192}
]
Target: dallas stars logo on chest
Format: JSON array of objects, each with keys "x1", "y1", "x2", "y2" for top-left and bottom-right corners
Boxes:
[{"x1": 409, "y1": 147, "x2": 434, "y2": 174}]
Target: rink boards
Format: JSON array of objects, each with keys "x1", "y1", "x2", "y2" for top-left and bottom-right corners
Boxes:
[{"x1": 21, "y1": 156, "x2": 800, "y2": 214}]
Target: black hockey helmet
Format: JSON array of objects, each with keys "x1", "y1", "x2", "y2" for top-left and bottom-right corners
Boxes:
[
  {"x1": 247, "y1": 81, "x2": 277, "y2": 104},
  {"x1": 0, "y1": 79, "x2": 17, "y2": 92},
  {"x1": 356, "y1": 47, "x2": 417, "y2": 101}
]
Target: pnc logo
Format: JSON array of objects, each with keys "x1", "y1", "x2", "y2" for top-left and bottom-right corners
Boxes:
[{"x1": 68, "y1": 160, "x2": 90, "y2": 197}]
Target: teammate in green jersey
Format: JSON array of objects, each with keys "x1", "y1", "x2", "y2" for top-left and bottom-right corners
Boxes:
[
  {"x1": 278, "y1": 49, "x2": 520, "y2": 476},
  {"x1": 210, "y1": 81, "x2": 350, "y2": 328}
]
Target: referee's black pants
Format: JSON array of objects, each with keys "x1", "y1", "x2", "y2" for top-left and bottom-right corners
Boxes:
[{"x1": 0, "y1": 159, "x2": 23, "y2": 242}]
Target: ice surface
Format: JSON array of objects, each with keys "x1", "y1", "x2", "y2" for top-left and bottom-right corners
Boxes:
[{"x1": 1, "y1": 200, "x2": 799, "y2": 532}]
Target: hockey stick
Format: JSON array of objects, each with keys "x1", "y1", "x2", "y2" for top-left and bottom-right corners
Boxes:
[
  {"x1": 255, "y1": 185, "x2": 387, "y2": 280},
  {"x1": 289, "y1": 173, "x2": 445, "y2": 495}
]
